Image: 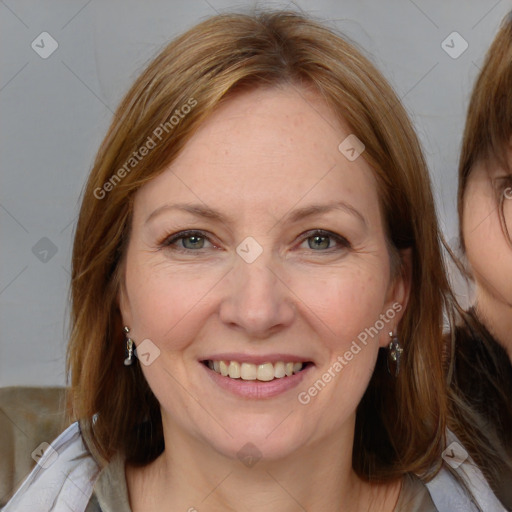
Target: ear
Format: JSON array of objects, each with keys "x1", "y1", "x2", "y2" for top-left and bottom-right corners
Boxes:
[{"x1": 378, "y1": 248, "x2": 412, "y2": 348}]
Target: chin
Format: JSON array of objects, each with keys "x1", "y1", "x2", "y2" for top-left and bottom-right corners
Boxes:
[{"x1": 204, "y1": 419, "x2": 308, "y2": 463}]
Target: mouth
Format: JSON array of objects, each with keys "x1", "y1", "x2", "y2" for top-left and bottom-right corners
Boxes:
[{"x1": 201, "y1": 359, "x2": 313, "y2": 382}]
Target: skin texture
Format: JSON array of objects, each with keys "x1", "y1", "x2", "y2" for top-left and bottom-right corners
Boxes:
[
  {"x1": 463, "y1": 159, "x2": 512, "y2": 363},
  {"x1": 119, "y1": 85, "x2": 410, "y2": 512}
]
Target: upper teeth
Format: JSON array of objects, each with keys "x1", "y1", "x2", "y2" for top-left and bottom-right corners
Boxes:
[{"x1": 207, "y1": 360, "x2": 304, "y2": 381}]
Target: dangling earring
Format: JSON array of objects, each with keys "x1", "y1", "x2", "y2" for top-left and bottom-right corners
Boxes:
[
  {"x1": 123, "y1": 326, "x2": 135, "y2": 366},
  {"x1": 387, "y1": 331, "x2": 403, "y2": 377}
]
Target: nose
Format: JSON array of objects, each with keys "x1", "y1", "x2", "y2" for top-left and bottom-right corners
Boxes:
[{"x1": 219, "y1": 255, "x2": 296, "y2": 339}]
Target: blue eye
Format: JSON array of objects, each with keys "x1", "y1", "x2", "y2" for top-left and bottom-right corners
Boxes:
[
  {"x1": 162, "y1": 230, "x2": 213, "y2": 251},
  {"x1": 181, "y1": 234, "x2": 206, "y2": 249},
  {"x1": 307, "y1": 234, "x2": 331, "y2": 250},
  {"x1": 300, "y1": 230, "x2": 350, "y2": 251},
  {"x1": 160, "y1": 229, "x2": 350, "y2": 254}
]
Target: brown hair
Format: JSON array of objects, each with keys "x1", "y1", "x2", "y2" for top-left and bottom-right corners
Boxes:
[
  {"x1": 67, "y1": 9, "x2": 450, "y2": 481},
  {"x1": 449, "y1": 9, "x2": 512, "y2": 486},
  {"x1": 458, "y1": 11, "x2": 512, "y2": 249}
]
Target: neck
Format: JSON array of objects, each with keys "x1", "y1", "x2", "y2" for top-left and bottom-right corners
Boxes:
[
  {"x1": 126, "y1": 416, "x2": 401, "y2": 512},
  {"x1": 474, "y1": 288, "x2": 512, "y2": 365}
]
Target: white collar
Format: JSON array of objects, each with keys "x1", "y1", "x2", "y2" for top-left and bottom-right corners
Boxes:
[{"x1": 3, "y1": 422, "x2": 100, "y2": 512}]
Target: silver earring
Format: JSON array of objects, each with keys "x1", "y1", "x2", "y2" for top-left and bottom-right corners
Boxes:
[
  {"x1": 123, "y1": 326, "x2": 135, "y2": 366},
  {"x1": 387, "y1": 331, "x2": 403, "y2": 377}
]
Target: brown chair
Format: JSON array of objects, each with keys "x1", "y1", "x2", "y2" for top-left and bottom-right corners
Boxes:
[{"x1": 0, "y1": 386, "x2": 69, "y2": 506}]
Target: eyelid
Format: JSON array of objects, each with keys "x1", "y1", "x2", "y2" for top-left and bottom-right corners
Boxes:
[
  {"x1": 297, "y1": 229, "x2": 351, "y2": 250},
  {"x1": 160, "y1": 228, "x2": 351, "y2": 252},
  {"x1": 160, "y1": 229, "x2": 216, "y2": 250}
]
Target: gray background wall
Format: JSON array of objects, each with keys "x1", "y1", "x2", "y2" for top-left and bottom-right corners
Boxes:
[{"x1": 1, "y1": 0, "x2": 511, "y2": 386}]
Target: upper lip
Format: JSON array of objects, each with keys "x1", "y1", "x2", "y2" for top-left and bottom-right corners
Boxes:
[{"x1": 201, "y1": 353, "x2": 313, "y2": 365}]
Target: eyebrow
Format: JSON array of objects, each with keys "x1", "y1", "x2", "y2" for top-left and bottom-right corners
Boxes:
[
  {"x1": 145, "y1": 203, "x2": 226, "y2": 225},
  {"x1": 285, "y1": 201, "x2": 366, "y2": 227},
  {"x1": 145, "y1": 200, "x2": 367, "y2": 227}
]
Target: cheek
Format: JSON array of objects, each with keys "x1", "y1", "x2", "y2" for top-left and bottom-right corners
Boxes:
[
  {"x1": 464, "y1": 190, "x2": 512, "y2": 300},
  {"x1": 294, "y1": 269, "x2": 388, "y2": 422},
  {"x1": 123, "y1": 256, "x2": 224, "y2": 350},
  {"x1": 290, "y1": 265, "x2": 389, "y2": 347}
]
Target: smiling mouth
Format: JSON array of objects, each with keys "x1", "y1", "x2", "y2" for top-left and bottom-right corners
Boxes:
[{"x1": 202, "y1": 360, "x2": 311, "y2": 382}]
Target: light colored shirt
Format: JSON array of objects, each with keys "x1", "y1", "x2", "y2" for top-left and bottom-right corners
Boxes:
[{"x1": 3, "y1": 422, "x2": 505, "y2": 512}]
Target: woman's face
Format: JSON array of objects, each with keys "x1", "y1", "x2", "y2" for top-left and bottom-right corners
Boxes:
[
  {"x1": 119, "y1": 85, "x2": 408, "y2": 461},
  {"x1": 463, "y1": 160, "x2": 512, "y2": 310}
]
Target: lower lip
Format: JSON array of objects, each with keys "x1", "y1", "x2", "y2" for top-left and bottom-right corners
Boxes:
[{"x1": 202, "y1": 363, "x2": 312, "y2": 399}]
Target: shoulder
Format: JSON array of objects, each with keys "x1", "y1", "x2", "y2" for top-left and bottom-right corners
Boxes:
[
  {"x1": 425, "y1": 432, "x2": 508, "y2": 512},
  {"x1": 394, "y1": 473, "x2": 437, "y2": 511},
  {"x1": 425, "y1": 466, "x2": 481, "y2": 512},
  {"x1": 92, "y1": 450, "x2": 132, "y2": 511},
  {"x1": 2, "y1": 421, "x2": 101, "y2": 512}
]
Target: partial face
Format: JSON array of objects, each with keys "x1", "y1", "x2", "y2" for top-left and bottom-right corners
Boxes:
[
  {"x1": 119, "y1": 86, "x2": 407, "y2": 461},
  {"x1": 463, "y1": 160, "x2": 512, "y2": 308}
]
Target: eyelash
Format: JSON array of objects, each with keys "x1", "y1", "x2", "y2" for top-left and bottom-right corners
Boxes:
[{"x1": 159, "y1": 229, "x2": 351, "y2": 254}]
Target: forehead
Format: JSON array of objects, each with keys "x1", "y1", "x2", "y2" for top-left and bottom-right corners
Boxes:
[{"x1": 134, "y1": 85, "x2": 382, "y2": 225}]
